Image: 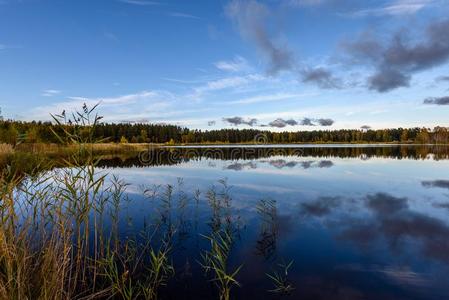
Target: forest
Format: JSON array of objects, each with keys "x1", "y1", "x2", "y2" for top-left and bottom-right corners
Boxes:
[{"x1": 0, "y1": 119, "x2": 447, "y2": 145}]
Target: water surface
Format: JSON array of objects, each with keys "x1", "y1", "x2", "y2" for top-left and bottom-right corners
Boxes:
[{"x1": 95, "y1": 145, "x2": 449, "y2": 299}]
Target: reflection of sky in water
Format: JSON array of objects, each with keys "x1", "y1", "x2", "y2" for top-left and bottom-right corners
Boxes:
[{"x1": 101, "y1": 153, "x2": 449, "y2": 299}]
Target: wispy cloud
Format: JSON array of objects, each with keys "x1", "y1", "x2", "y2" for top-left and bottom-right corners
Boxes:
[
  {"x1": 347, "y1": 0, "x2": 435, "y2": 17},
  {"x1": 168, "y1": 12, "x2": 200, "y2": 19},
  {"x1": 41, "y1": 89, "x2": 61, "y2": 97},
  {"x1": 104, "y1": 32, "x2": 119, "y2": 41},
  {"x1": 301, "y1": 67, "x2": 342, "y2": 89},
  {"x1": 226, "y1": 92, "x2": 313, "y2": 105},
  {"x1": 214, "y1": 56, "x2": 250, "y2": 72},
  {"x1": 193, "y1": 74, "x2": 264, "y2": 95},
  {"x1": 225, "y1": 0, "x2": 295, "y2": 75},
  {"x1": 70, "y1": 90, "x2": 161, "y2": 106},
  {"x1": 436, "y1": 75, "x2": 449, "y2": 82},
  {"x1": 0, "y1": 44, "x2": 21, "y2": 50},
  {"x1": 30, "y1": 90, "x2": 174, "y2": 121},
  {"x1": 287, "y1": 0, "x2": 325, "y2": 6},
  {"x1": 117, "y1": 0, "x2": 159, "y2": 6}
]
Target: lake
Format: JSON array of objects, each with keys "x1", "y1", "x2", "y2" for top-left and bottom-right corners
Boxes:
[{"x1": 59, "y1": 145, "x2": 449, "y2": 299}]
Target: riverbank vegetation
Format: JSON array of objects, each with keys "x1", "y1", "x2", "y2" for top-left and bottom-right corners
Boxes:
[
  {"x1": 0, "y1": 105, "x2": 296, "y2": 299},
  {"x1": 0, "y1": 112, "x2": 448, "y2": 145}
]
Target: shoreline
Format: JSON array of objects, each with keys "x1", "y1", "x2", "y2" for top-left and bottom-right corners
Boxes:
[{"x1": 1, "y1": 141, "x2": 448, "y2": 153}]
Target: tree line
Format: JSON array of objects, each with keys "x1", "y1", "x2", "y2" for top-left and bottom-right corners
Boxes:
[{"x1": 0, "y1": 119, "x2": 448, "y2": 145}]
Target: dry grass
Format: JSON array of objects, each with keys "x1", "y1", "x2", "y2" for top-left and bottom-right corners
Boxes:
[
  {"x1": 0, "y1": 144, "x2": 13, "y2": 155},
  {"x1": 14, "y1": 142, "x2": 155, "y2": 156}
]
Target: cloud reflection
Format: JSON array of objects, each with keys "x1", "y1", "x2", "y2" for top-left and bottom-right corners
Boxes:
[
  {"x1": 261, "y1": 159, "x2": 335, "y2": 169},
  {"x1": 422, "y1": 180, "x2": 449, "y2": 190},
  {"x1": 225, "y1": 161, "x2": 258, "y2": 171},
  {"x1": 339, "y1": 192, "x2": 449, "y2": 264},
  {"x1": 300, "y1": 196, "x2": 341, "y2": 217}
]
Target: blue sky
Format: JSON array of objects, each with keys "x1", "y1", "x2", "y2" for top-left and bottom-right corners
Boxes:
[{"x1": 1, "y1": 0, "x2": 449, "y2": 130}]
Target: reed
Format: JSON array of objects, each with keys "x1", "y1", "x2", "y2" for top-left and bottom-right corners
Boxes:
[
  {"x1": 266, "y1": 260, "x2": 295, "y2": 295},
  {"x1": 0, "y1": 103, "x2": 298, "y2": 299},
  {"x1": 200, "y1": 230, "x2": 243, "y2": 300},
  {"x1": 0, "y1": 104, "x2": 177, "y2": 299}
]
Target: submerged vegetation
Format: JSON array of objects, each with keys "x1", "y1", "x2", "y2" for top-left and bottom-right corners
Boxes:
[{"x1": 0, "y1": 104, "x2": 298, "y2": 299}]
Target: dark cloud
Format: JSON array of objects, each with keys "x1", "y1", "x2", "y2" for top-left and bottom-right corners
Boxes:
[
  {"x1": 367, "y1": 68, "x2": 411, "y2": 92},
  {"x1": 316, "y1": 118, "x2": 335, "y2": 126},
  {"x1": 423, "y1": 96, "x2": 449, "y2": 105},
  {"x1": 268, "y1": 118, "x2": 298, "y2": 128},
  {"x1": 433, "y1": 202, "x2": 449, "y2": 211},
  {"x1": 260, "y1": 117, "x2": 336, "y2": 128},
  {"x1": 225, "y1": 0, "x2": 295, "y2": 75},
  {"x1": 299, "y1": 118, "x2": 334, "y2": 126},
  {"x1": 300, "y1": 118, "x2": 315, "y2": 126},
  {"x1": 361, "y1": 125, "x2": 371, "y2": 130},
  {"x1": 343, "y1": 18, "x2": 449, "y2": 92},
  {"x1": 300, "y1": 196, "x2": 341, "y2": 217},
  {"x1": 436, "y1": 76, "x2": 449, "y2": 82},
  {"x1": 422, "y1": 180, "x2": 449, "y2": 189},
  {"x1": 222, "y1": 116, "x2": 258, "y2": 126},
  {"x1": 285, "y1": 119, "x2": 298, "y2": 126},
  {"x1": 207, "y1": 120, "x2": 216, "y2": 126},
  {"x1": 301, "y1": 67, "x2": 341, "y2": 89}
]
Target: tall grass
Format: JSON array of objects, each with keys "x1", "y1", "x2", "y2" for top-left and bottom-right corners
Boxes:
[
  {"x1": 200, "y1": 230, "x2": 242, "y2": 300},
  {"x1": 0, "y1": 103, "x2": 300, "y2": 299},
  {"x1": 0, "y1": 143, "x2": 13, "y2": 155},
  {"x1": 0, "y1": 104, "x2": 178, "y2": 299}
]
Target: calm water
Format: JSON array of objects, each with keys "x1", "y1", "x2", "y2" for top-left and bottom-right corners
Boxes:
[{"x1": 95, "y1": 145, "x2": 449, "y2": 299}]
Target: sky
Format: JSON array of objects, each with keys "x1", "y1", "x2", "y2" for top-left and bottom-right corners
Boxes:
[{"x1": 0, "y1": 0, "x2": 449, "y2": 131}]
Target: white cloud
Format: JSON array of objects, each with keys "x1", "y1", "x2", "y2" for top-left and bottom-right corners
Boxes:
[
  {"x1": 104, "y1": 32, "x2": 119, "y2": 41},
  {"x1": 287, "y1": 0, "x2": 325, "y2": 6},
  {"x1": 41, "y1": 89, "x2": 61, "y2": 97},
  {"x1": 30, "y1": 90, "x2": 174, "y2": 121},
  {"x1": 194, "y1": 74, "x2": 264, "y2": 94},
  {"x1": 168, "y1": 12, "x2": 200, "y2": 19},
  {"x1": 117, "y1": 0, "x2": 159, "y2": 5},
  {"x1": 214, "y1": 56, "x2": 250, "y2": 72},
  {"x1": 226, "y1": 92, "x2": 315, "y2": 105},
  {"x1": 349, "y1": 0, "x2": 435, "y2": 17},
  {"x1": 0, "y1": 44, "x2": 21, "y2": 50}
]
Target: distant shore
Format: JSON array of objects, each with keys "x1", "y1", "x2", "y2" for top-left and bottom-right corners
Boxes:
[{"x1": 1, "y1": 141, "x2": 447, "y2": 156}]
